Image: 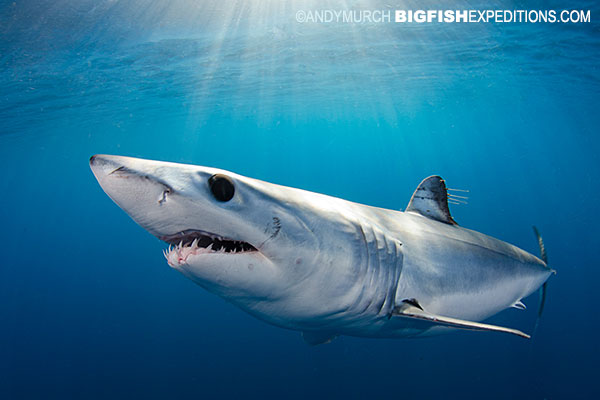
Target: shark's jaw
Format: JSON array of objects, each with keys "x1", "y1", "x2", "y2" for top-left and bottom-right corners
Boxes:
[
  {"x1": 160, "y1": 228, "x2": 273, "y2": 302},
  {"x1": 160, "y1": 229, "x2": 258, "y2": 268}
]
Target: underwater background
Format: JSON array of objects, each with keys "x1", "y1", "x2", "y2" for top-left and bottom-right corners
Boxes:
[{"x1": 1, "y1": 0, "x2": 598, "y2": 398}]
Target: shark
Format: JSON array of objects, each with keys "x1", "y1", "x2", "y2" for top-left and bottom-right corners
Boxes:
[{"x1": 90, "y1": 154, "x2": 554, "y2": 344}]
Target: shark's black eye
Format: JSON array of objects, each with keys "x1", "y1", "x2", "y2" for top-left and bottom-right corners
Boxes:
[{"x1": 208, "y1": 174, "x2": 235, "y2": 202}]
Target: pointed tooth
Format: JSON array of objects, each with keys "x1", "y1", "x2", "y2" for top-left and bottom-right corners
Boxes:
[
  {"x1": 178, "y1": 240, "x2": 183, "y2": 248},
  {"x1": 191, "y1": 238, "x2": 199, "y2": 248}
]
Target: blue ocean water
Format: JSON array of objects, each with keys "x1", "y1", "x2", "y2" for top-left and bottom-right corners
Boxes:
[{"x1": 1, "y1": 0, "x2": 599, "y2": 398}]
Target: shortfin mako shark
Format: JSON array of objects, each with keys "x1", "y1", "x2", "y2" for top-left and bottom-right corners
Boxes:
[{"x1": 90, "y1": 155, "x2": 554, "y2": 345}]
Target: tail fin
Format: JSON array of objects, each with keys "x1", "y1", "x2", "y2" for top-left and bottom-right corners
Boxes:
[
  {"x1": 532, "y1": 226, "x2": 549, "y2": 318},
  {"x1": 533, "y1": 226, "x2": 548, "y2": 264},
  {"x1": 532, "y1": 226, "x2": 555, "y2": 337}
]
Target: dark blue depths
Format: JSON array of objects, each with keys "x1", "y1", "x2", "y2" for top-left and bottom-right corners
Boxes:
[{"x1": 0, "y1": 1, "x2": 599, "y2": 399}]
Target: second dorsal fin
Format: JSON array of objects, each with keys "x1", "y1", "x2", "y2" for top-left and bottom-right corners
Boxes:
[{"x1": 406, "y1": 176, "x2": 457, "y2": 225}]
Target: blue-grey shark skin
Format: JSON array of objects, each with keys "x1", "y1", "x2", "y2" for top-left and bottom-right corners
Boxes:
[{"x1": 90, "y1": 154, "x2": 553, "y2": 342}]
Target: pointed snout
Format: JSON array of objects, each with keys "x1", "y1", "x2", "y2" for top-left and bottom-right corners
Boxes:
[
  {"x1": 89, "y1": 154, "x2": 148, "y2": 179},
  {"x1": 89, "y1": 154, "x2": 184, "y2": 190},
  {"x1": 89, "y1": 154, "x2": 122, "y2": 179},
  {"x1": 89, "y1": 154, "x2": 180, "y2": 235},
  {"x1": 90, "y1": 154, "x2": 127, "y2": 166}
]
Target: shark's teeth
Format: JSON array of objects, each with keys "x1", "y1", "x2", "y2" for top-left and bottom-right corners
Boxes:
[
  {"x1": 161, "y1": 230, "x2": 257, "y2": 253},
  {"x1": 161, "y1": 229, "x2": 258, "y2": 266}
]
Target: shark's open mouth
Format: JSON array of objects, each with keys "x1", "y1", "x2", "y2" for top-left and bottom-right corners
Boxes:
[
  {"x1": 160, "y1": 230, "x2": 258, "y2": 267},
  {"x1": 161, "y1": 230, "x2": 257, "y2": 252}
]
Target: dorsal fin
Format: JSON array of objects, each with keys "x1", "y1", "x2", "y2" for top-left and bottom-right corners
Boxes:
[{"x1": 406, "y1": 175, "x2": 457, "y2": 225}]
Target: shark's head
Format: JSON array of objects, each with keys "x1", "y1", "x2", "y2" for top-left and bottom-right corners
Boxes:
[{"x1": 90, "y1": 155, "x2": 376, "y2": 327}]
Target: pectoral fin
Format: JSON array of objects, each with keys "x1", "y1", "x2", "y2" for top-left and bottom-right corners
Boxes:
[
  {"x1": 302, "y1": 331, "x2": 337, "y2": 346},
  {"x1": 392, "y1": 299, "x2": 530, "y2": 339}
]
